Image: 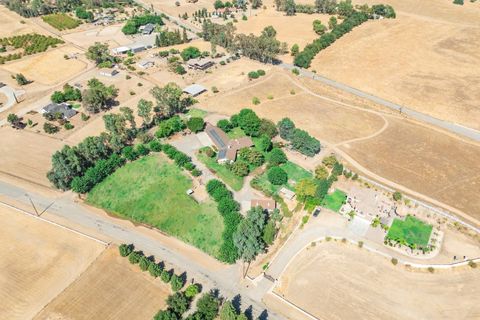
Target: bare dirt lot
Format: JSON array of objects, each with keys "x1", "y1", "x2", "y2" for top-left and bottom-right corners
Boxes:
[
  {"x1": 310, "y1": 0, "x2": 480, "y2": 130},
  {"x1": 0, "y1": 6, "x2": 49, "y2": 37},
  {"x1": 341, "y1": 117, "x2": 480, "y2": 222},
  {"x1": 35, "y1": 246, "x2": 170, "y2": 320},
  {"x1": 0, "y1": 207, "x2": 105, "y2": 320},
  {"x1": 63, "y1": 23, "x2": 133, "y2": 50},
  {"x1": 275, "y1": 242, "x2": 480, "y2": 320},
  {"x1": 2, "y1": 45, "x2": 88, "y2": 86},
  {"x1": 0, "y1": 127, "x2": 65, "y2": 187}
]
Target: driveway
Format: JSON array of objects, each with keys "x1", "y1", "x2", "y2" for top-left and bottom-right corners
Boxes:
[{"x1": 0, "y1": 86, "x2": 17, "y2": 112}]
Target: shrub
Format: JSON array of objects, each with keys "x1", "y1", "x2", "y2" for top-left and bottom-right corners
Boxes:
[
  {"x1": 358, "y1": 241, "x2": 363, "y2": 248},
  {"x1": 252, "y1": 97, "x2": 260, "y2": 105},
  {"x1": 161, "y1": 269, "x2": 172, "y2": 283},
  {"x1": 248, "y1": 71, "x2": 259, "y2": 79},
  {"x1": 139, "y1": 255, "x2": 152, "y2": 271},
  {"x1": 148, "y1": 262, "x2": 163, "y2": 277},
  {"x1": 185, "y1": 284, "x2": 200, "y2": 298},
  {"x1": 119, "y1": 243, "x2": 134, "y2": 257},
  {"x1": 187, "y1": 117, "x2": 205, "y2": 133},
  {"x1": 191, "y1": 168, "x2": 202, "y2": 176},
  {"x1": 468, "y1": 260, "x2": 477, "y2": 268},
  {"x1": 391, "y1": 258, "x2": 398, "y2": 265},
  {"x1": 128, "y1": 251, "x2": 143, "y2": 264},
  {"x1": 170, "y1": 274, "x2": 185, "y2": 291},
  {"x1": 453, "y1": 0, "x2": 464, "y2": 4},
  {"x1": 212, "y1": 86, "x2": 219, "y2": 93},
  {"x1": 136, "y1": 144, "x2": 150, "y2": 156},
  {"x1": 428, "y1": 267, "x2": 434, "y2": 273},
  {"x1": 81, "y1": 113, "x2": 90, "y2": 121},
  {"x1": 43, "y1": 122, "x2": 59, "y2": 134},
  {"x1": 393, "y1": 191, "x2": 402, "y2": 201},
  {"x1": 64, "y1": 122, "x2": 74, "y2": 130},
  {"x1": 217, "y1": 119, "x2": 232, "y2": 132},
  {"x1": 149, "y1": 140, "x2": 162, "y2": 152},
  {"x1": 267, "y1": 167, "x2": 288, "y2": 185},
  {"x1": 257, "y1": 69, "x2": 266, "y2": 76},
  {"x1": 122, "y1": 146, "x2": 138, "y2": 161},
  {"x1": 267, "y1": 148, "x2": 287, "y2": 165},
  {"x1": 229, "y1": 161, "x2": 249, "y2": 177},
  {"x1": 292, "y1": 68, "x2": 300, "y2": 76},
  {"x1": 174, "y1": 64, "x2": 186, "y2": 75},
  {"x1": 181, "y1": 46, "x2": 201, "y2": 61}
]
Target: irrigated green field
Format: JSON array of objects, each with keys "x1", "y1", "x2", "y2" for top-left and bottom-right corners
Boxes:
[
  {"x1": 321, "y1": 189, "x2": 347, "y2": 212},
  {"x1": 386, "y1": 215, "x2": 433, "y2": 248},
  {"x1": 87, "y1": 155, "x2": 224, "y2": 257}
]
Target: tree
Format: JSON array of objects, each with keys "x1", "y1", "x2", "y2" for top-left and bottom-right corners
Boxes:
[
  {"x1": 161, "y1": 269, "x2": 172, "y2": 283},
  {"x1": 322, "y1": 155, "x2": 337, "y2": 168},
  {"x1": 313, "y1": 19, "x2": 327, "y2": 35},
  {"x1": 148, "y1": 262, "x2": 163, "y2": 277},
  {"x1": 230, "y1": 161, "x2": 249, "y2": 177},
  {"x1": 315, "y1": 165, "x2": 329, "y2": 180},
  {"x1": 285, "y1": 0, "x2": 296, "y2": 15},
  {"x1": 295, "y1": 178, "x2": 317, "y2": 202},
  {"x1": 15, "y1": 73, "x2": 28, "y2": 85},
  {"x1": 337, "y1": 0, "x2": 353, "y2": 17},
  {"x1": 328, "y1": 16, "x2": 337, "y2": 29},
  {"x1": 154, "y1": 310, "x2": 179, "y2": 320},
  {"x1": 267, "y1": 148, "x2": 287, "y2": 165},
  {"x1": 7, "y1": 113, "x2": 21, "y2": 128},
  {"x1": 290, "y1": 43, "x2": 299, "y2": 56},
  {"x1": 139, "y1": 255, "x2": 152, "y2": 271},
  {"x1": 256, "y1": 135, "x2": 272, "y2": 152},
  {"x1": 196, "y1": 293, "x2": 220, "y2": 320},
  {"x1": 120, "y1": 106, "x2": 136, "y2": 130},
  {"x1": 217, "y1": 119, "x2": 233, "y2": 132},
  {"x1": 47, "y1": 145, "x2": 87, "y2": 190},
  {"x1": 315, "y1": 0, "x2": 337, "y2": 14},
  {"x1": 259, "y1": 118, "x2": 278, "y2": 138},
  {"x1": 119, "y1": 243, "x2": 134, "y2": 257},
  {"x1": 267, "y1": 166, "x2": 287, "y2": 185},
  {"x1": 233, "y1": 27, "x2": 287, "y2": 63},
  {"x1": 128, "y1": 251, "x2": 142, "y2": 264},
  {"x1": 237, "y1": 109, "x2": 261, "y2": 137},
  {"x1": 214, "y1": 0, "x2": 225, "y2": 9},
  {"x1": 393, "y1": 191, "x2": 402, "y2": 201},
  {"x1": 86, "y1": 42, "x2": 113, "y2": 65},
  {"x1": 170, "y1": 274, "x2": 185, "y2": 291},
  {"x1": 150, "y1": 83, "x2": 193, "y2": 118},
  {"x1": 262, "y1": 219, "x2": 276, "y2": 245},
  {"x1": 290, "y1": 129, "x2": 321, "y2": 156},
  {"x1": 43, "y1": 122, "x2": 59, "y2": 134},
  {"x1": 82, "y1": 78, "x2": 118, "y2": 113},
  {"x1": 219, "y1": 300, "x2": 238, "y2": 320},
  {"x1": 185, "y1": 284, "x2": 200, "y2": 298},
  {"x1": 137, "y1": 99, "x2": 153, "y2": 127},
  {"x1": 167, "y1": 292, "x2": 189, "y2": 315},
  {"x1": 238, "y1": 148, "x2": 264, "y2": 167},
  {"x1": 277, "y1": 117, "x2": 295, "y2": 140},
  {"x1": 187, "y1": 117, "x2": 205, "y2": 133},
  {"x1": 180, "y1": 46, "x2": 201, "y2": 61}
]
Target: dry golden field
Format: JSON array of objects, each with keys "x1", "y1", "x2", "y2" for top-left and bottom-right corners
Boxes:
[
  {"x1": 0, "y1": 6, "x2": 49, "y2": 37},
  {"x1": 310, "y1": 0, "x2": 480, "y2": 130},
  {"x1": 0, "y1": 207, "x2": 105, "y2": 320},
  {"x1": 35, "y1": 246, "x2": 171, "y2": 320},
  {"x1": 275, "y1": 242, "x2": 480, "y2": 320}
]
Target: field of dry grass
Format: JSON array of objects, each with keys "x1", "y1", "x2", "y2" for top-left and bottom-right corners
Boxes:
[
  {"x1": 0, "y1": 207, "x2": 105, "y2": 320},
  {"x1": 274, "y1": 242, "x2": 480, "y2": 320},
  {"x1": 34, "y1": 246, "x2": 170, "y2": 320},
  {"x1": 0, "y1": 6, "x2": 49, "y2": 37},
  {"x1": 310, "y1": 0, "x2": 480, "y2": 130}
]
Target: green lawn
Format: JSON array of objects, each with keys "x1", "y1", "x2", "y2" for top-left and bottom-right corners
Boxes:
[
  {"x1": 227, "y1": 127, "x2": 247, "y2": 139},
  {"x1": 87, "y1": 155, "x2": 224, "y2": 257},
  {"x1": 254, "y1": 161, "x2": 313, "y2": 194},
  {"x1": 187, "y1": 108, "x2": 208, "y2": 118},
  {"x1": 197, "y1": 152, "x2": 244, "y2": 191},
  {"x1": 321, "y1": 189, "x2": 347, "y2": 212},
  {"x1": 386, "y1": 215, "x2": 433, "y2": 248}
]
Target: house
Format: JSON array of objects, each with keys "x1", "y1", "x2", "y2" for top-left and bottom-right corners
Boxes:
[
  {"x1": 41, "y1": 102, "x2": 76, "y2": 119},
  {"x1": 112, "y1": 46, "x2": 130, "y2": 55},
  {"x1": 205, "y1": 123, "x2": 254, "y2": 163},
  {"x1": 99, "y1": 68, "x2": 119, "y2": 77},
  {"x1": 279, "y1": 187, "x2": 295, "y2": 200},
  {"x1": 142, "y1": 23, "x2": 155, "y2": 35},
  {"x1": 187, "y1": 58, "x2": 215, "y2": 70},
  {"x1": 183, "y1": 84, "x2": 207, "y2": 97},
  {"x1": 251, "y1": 199, "x2": 276, "y2": 212},
  {"x1": 138, "y1": 59, "x2": 155, "y2": 69}
]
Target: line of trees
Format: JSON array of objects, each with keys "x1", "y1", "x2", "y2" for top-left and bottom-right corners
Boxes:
[
  {"x1": 277, "y1": 117, "x2": 320, "y2": 156},
  {"x1": 155, "y1": 29, "x2": 188, "y2": 47}
]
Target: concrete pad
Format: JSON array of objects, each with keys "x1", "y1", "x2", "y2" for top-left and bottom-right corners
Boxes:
[
  {"x1": 348, "y1": 216, "x2": 371, "y2": 237},
  {"x1": 196, "y1": 132, "x2": 213, "y2": 147}
]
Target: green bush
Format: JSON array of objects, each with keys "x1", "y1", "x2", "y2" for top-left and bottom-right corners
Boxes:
[
  {"x1": 149, "y1": 140, "x2": 163, "y2": 152},
  {"x1": 161, "y1": 269, "x2": 172, "y2": 283},
  {"x1": 248, "y1": 71, "x2": 259, "y2": 79},
  {"x1": 139, "y1": 255, "x2": 152, "y2": 271},
  {"x1": 119, "y1": 243, "x2": 134, "y2": 257},
  {"x1": 148, "y1": 262, "x2": 163, "y2": 277},
  {"x1": 257, "y1": 69, "x2": 266, "y2": 76},
  {"x1": 187, "y1": 117, "x2": 205, "y2": 133},
  {"x1": 128, "y1": 251, "x2": 143, "y2": 264},
  {"x1": 252, "y1": 97, "x2": 260, "y2": 105},
  {"x1": 267, "y1": 167, "x2": 288, "y2": 185},
  {"x1": 185, "y1": 283, "x2": 200, "y2": 298},
  {"x1": 170, "y1": 274, "x2": 185, "y2": 291}
]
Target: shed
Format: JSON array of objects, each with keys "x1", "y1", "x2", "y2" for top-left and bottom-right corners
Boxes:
[
  {"x1": 142, "y1": 23, "x2": 155, "y2": 35},
  {"x1": 112, "y1": 46, "x2": 130, "y2": 55},
  {"x1": 183, "y1": 84, "x2": 207, "y2": 97},
  {"x1": 279, "y1": 187, "x2": 295, "y2": 200},
  {"x1": 138, "y1": 59, "x2": 155, "y2": 69},
  {"x1": 129, "y1": 43, "x2": 146, "y2": 53},
  {"x1": 99, "y1": 68, "x2": 119, "y2": 77}
]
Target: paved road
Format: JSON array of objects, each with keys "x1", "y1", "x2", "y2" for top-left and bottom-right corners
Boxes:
[
  {"x1": 280, "y1": 63, "x2": 480, "y2": 142},
  {"x1": 0, "y1": 180, "x2": 284, "y2": 320}
]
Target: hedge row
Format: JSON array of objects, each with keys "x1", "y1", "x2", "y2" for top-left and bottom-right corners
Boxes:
[
  {"x1": 161, "y1": 144, "x2": 202, "y2": 176},
  {"x1": 206, "y1": 179, "x2": 243, "y2": 263}
]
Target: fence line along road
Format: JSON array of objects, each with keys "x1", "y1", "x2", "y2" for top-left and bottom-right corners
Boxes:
[{"x1": 280, "y1": 63, "x2": 480, "y2": 142}]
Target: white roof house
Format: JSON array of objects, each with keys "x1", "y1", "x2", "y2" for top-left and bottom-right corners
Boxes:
[
  {"x1": 112, "y1": 46, "x2": 130, "y2": 55},
  {"x1": 183, "y1": 84, "x2": 207, "y2": 97}
]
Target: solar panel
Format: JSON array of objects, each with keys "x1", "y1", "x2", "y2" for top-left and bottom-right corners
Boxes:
[{"x1": 208, "y1": 129, "x2": 226, "y2": 148}]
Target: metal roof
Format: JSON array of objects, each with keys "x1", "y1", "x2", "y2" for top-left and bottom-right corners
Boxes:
[{"x1": 183, "y1": 84, "x2": 207, "y2": 96}]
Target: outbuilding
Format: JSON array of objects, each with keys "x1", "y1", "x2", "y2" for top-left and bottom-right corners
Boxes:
[
  {"x1": 279, "y1": 187, "x2": 295, "y2": 200},
  {"x1": 112, "y1": 46, "x2": 130, "y2": 55},
  {"x1": 251, "y1": 199, "x2": 277, "y2": 212},
  {"x1": 183, "y1": 84, "x2": 207, "y2": 97},
  {"x1": 138, "y1": 60, "x2": 155, "y2": 69},
  {"x1": 99, "y1": 68, "x2": 119, "y2": 77}
]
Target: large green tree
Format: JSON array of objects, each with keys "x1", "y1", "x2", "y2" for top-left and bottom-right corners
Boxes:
[
  {"x1": 150, "y1": 83, "x2": 194, "y2": 118},
  {"x1": 137, "y1": 99, "x2": 153, "y2": 128},
  {"x1": 82, "y1": 78, "x2": 118, "y2": 113}
]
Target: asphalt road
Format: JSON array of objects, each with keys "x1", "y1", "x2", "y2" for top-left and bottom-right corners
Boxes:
[
  {"x1": 280, "y1": 63, "x2": 480, "y2": 142},
  {"x1": 0, "y1": 180, "x2": 284, "y2": 320}
]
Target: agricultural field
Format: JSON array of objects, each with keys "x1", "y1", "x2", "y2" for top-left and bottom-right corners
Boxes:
[
  {"x1": 274, "y1": 241, "x2": 480, "y2": 320},
  {"x1": 87, "y1": 155, "x2": 225, "y2": 257},
  {"x1": 0, "y1": 33, "x2": 64, "y2": 64},
  {"x1": 34, "y1": 246, "x2": 171, "y2": 320},
  {"x1": 0, "y1": 207, "x2": 105, "y2": 320},
  {"x1": 321, "y1": 189, "x2": 347, "y2": 212},
  {"x1": 42, "y1": 13, "x2": 81, "y2": 31},
  {"x1": 387, "y1": 215, "x2": 433, "y2": 248},
  {"x1": 310, "y1": 0, "x2": 480, "y2": 130}
]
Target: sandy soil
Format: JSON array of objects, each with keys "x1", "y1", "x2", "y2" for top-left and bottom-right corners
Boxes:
[
  {"x1": 274, "y1": 242, "x2": 480, "y2": 320},
  {"x1": 341, "y1": 117, "x2": 480, "y2": 222},
  {"x1": 310, "y1": 0, "x2": 480, "y2": 130},
  {"x1": 0, "y1": 128, "x2": 65, "y2": 187},
  {"x1": 34, "y1": 246, "x2": 170, "y2": 320},
  {"x1": 0, "y1": 206, "x2": 105, "y2": 320},
  {"x1": 202, "y1": 71, "x2": 386, "y2": 143},
  {"x1": 2, "y1": 45, "x2": 87, "y2": 86}
]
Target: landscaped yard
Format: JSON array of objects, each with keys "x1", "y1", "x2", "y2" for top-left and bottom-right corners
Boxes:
[
  {"x1": 254, "y1": 161, "x2": 313, "y2": 194},
  {"x1": 87, "y1": 155, "x2": 224, "y2": 257},
  {"x1": 227, "y1": 127, "x2": 247, "y2": 139},
  {"x1": 386, "y1": 215, "x2": 433, "y2": 248},
  {"x1": 197, "y1": 152, "x2": 244, "y2": 191},
  {"x1": 321, "y1": 189, "x2": 347, "y2": 212},
  {"x1": 187, "y1": 108, "x2": 208, "y2": 118}
]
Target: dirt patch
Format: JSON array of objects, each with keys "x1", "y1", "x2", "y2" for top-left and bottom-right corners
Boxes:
[
  {"x1": 274, "y1": 241, "x2": 480, "y2": 320},
  {"x1": 310, "y1": 0, "x2": 480, "y2": 130},
  {"x1": 63, "y1": 23, "x2": 133, "y2": 49},
  {"x1": 0, "y1": 6, "x2": 49, "y2": 37},
  {"x1": 340, "y1": 117, "x2": 480, "y2": 222},
  {"x1": 34, "y1": 246, "x2": 170, "y2": 320},
  {"x1": 2, "y1": 45, "x2": 87, "y2": 86},
  {"x1": 0, "y1": 128, "x2": 65, "y2": 187},
  {"x1": 0, "y1": 206, "x2": 105, "y2": 320}
]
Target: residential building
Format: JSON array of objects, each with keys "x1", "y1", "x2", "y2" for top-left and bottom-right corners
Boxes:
[
  {"x1": 41, "y1": 102, "x2": 76, "y2": 119},
  {"x1": 187, "y1": 58, "x2": 215, "y2": 70},
  {"x1": 204, "y1": 123, "x2": 254, "y2": 163},
  {"x1": 142, "y1": 23, "x2": 155, "y2": 35}
]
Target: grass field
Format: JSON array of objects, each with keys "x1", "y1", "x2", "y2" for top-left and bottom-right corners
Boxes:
[
  {"x1": 386, "y1": 215, "x2": 433, "y2": 247},
  {"x1": 187, "y1": 108, "x2": 208, "y2": 118},
  {"x1": 227, "y1": 127, "x2": 247, "y2": 139},
  {"x1": 321, "y1": 189, "x2": 347, "y2": 212},
  {"x1": 197, "y1": 152, "x2": 244, "y2": 191},
  {"x1": 42, "y1": 13, "x2": 81, "y2": 30},
  {"x1": 87, "y1": 155, "x2": 224, "y2": 257},
  {"x1": 255, "y1": 161, "x2": 312, "y2": 194}
]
